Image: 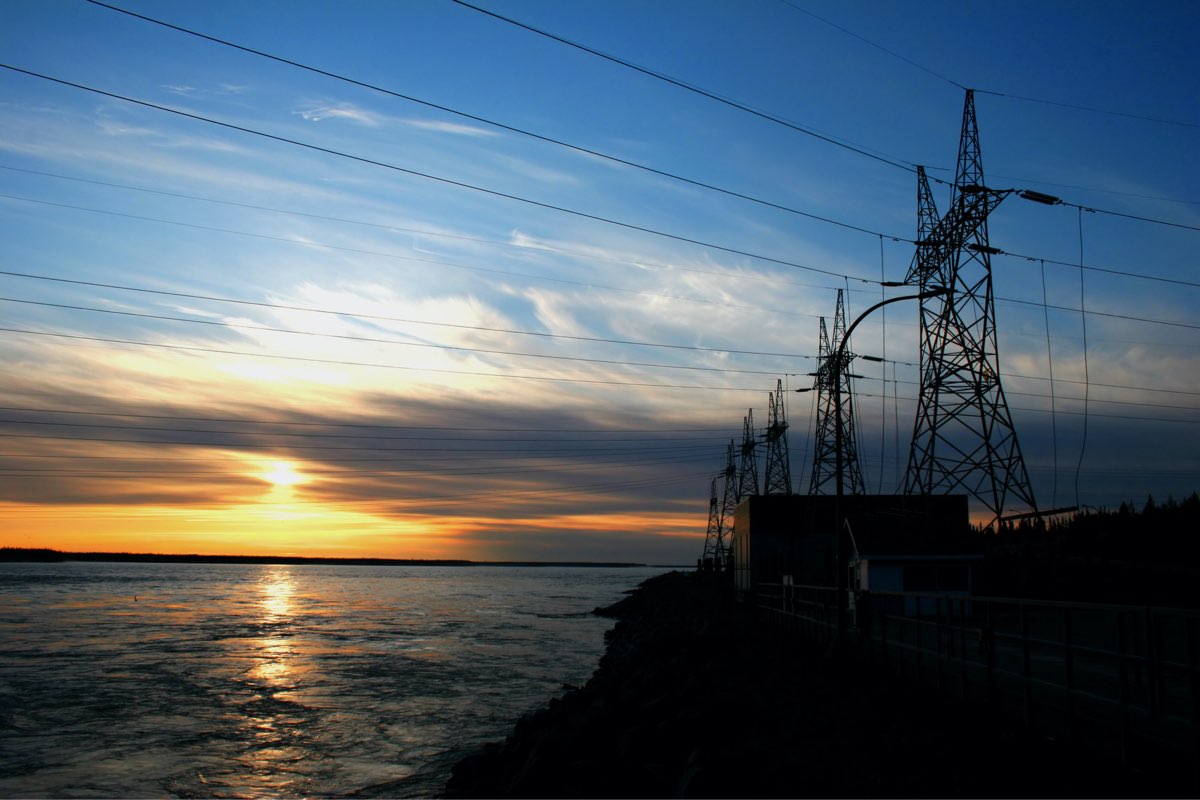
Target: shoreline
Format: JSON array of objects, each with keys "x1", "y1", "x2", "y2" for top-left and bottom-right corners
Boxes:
[
  {"x1": 0, "y1": 547, "x2": 658, "y2": 568},
  {"x1": 442, "y1": 571, "x2": 1188, "y2": 798}
]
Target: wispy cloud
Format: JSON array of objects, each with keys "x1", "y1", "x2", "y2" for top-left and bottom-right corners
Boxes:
[
  {"x1": 401, "y1": 118, "x2": 500, "y2": 138},
  {"x1": 296, "y1": 103, "x2": 382, "y2": 127}
]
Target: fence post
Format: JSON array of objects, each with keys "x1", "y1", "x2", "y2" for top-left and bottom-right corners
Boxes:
[
  {"x1": 1145, "y1": 606, "x2": 1161, "y2": 724},
  {"x1": 958, "y1": 597, "x2": 968, "y2": 700},
  {"x1": 985, "y1": 600, "x2": 996, "y2": 707},
  {"x1": 1063, "y1": 607, "x2": 1075, "y2": 745},
  {"x1": 1117, "y1": 610, "x2": 1131, "y2": 767},
  {"x1": 916, "y1": 600, "x2": 924, "y2": 688},
  {"x1": 936, "y1": 594, "x2": 944, "y2": 692},
  {"x1": 1188, "y1": 616, "x2": 1200, "y2": 792},
  {"x1": 1021, "y1": 603, "x2": 1033, "y2": 728}
]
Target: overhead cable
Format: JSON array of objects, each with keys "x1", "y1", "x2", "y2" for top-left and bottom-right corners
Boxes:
[
  {"x1": 80, "y1": 1, "x2": 904, "y2": 241},
  {"x1": 0, "y1": 326, "x2": 761, "y2": 393},
  {"x1": 775, "y1": 0, "x2": 966, "y2": 91},
  {"x1": 0, "y1": 194, "x2": 834, "y2": 319},
  {"x1": 446, "y1": 0, "x2": 918, "y2": 173},
  {"x1": 11, "y1": 167, "x2": 1190, "y2": 290},
  {"x1": 0, "y1": 406, "x2": 728, "y2": 435},
  {"x1": 0, "y1": 63, "x2": 875, "y2": 283},
  {"x1": 0, "y1": 296, "x2": 807, "y2": 377},
  {"x1": 775, "y1": 0, "x2": 1198, "y2": 130},
  {"x1": 0, "y1": 269, "x2": 818, "y2": 359}
]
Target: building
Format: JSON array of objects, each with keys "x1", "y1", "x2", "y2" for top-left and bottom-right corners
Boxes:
[{"x1": 732, "y1": 494, "x2": 975, "y2": 607}]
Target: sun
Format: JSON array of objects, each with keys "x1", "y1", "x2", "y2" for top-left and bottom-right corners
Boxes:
[{"x1": 261, "y1": 461, "x2": 305, "y2": 487}]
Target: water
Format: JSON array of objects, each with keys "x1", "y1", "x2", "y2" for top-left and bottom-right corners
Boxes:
[{"x1": 0, "y1": 561, "x2": 668, "y2": 798}]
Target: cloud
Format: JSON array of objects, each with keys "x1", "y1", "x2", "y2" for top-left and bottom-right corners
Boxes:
[
  {"x1": 401, "y1": 118, "x2": 500, "y2": 138},
  {"x1": 296, "y1": 103, "x2": 382, "y2": 127}
]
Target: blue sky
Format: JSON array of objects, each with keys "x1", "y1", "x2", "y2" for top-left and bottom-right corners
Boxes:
[{"x1": 1, "y1": 0, "x2": 1197, "y2": 562}]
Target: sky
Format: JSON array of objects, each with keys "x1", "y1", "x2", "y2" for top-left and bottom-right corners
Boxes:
[{"x1": 1, "y1": 0, "x2": 1197, "y2": 563}]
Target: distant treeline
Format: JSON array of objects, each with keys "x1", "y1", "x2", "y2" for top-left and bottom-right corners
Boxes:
[
  {"x1": 0, "y1": 548, "x2": 645, "y2": 569},
  {"x1": 977, "y1": 492, "x2": 1200, "y2": 607}
]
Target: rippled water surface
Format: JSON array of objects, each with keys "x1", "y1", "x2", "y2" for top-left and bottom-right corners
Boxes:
[{"x1": 0, "y1": 562, "x2": 668, "y2": 798}]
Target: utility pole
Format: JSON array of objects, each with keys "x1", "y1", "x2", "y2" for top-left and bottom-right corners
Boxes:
[
  {"x1": 904, "y1": 89, "x2": 1038, "y2": 528},
  {"x1": 763, "y1": 379, "x2": 793, "y2": 495}
]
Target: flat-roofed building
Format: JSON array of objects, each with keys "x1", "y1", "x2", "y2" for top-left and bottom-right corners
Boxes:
[{"x1": 732, "y1": 494, "x2": 975, "y2": 604}]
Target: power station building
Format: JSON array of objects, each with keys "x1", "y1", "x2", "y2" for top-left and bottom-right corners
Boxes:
[{"x1": 732, "y1": 494, "x2": 976, "y2": 605}]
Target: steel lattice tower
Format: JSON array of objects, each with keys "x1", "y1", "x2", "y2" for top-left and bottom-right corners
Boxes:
[
  {"x1": 737, "y1": 410, "x2": 760, "y2": 499},
  {"x1": 718, "y1": 440, "x2": 739, "y2": 566},
  {"x1": 701, "y1": 475, "x2": 722, "y2": 565},
  {"x1": 715, "y1": 441, "x2": 734, "y2": 546},
  {"x1": 904, "y1": 90, "x2": 1037, "y2": 527},
  {"x1": 763, "y1": 379, "x2": 793, "y2": 495},
  {"x1": 808, "y1": 290, "x2": 865, "y2": 495}
]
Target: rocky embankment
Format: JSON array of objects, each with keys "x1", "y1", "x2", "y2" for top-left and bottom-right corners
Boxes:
[{"x1": 442, "y1": 571, "x2": 1184, "y2": 798}]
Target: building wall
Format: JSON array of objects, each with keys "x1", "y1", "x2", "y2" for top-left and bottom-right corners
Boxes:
[{"x1": 733, "y1": 494, "x2": 971, "y2": 594}]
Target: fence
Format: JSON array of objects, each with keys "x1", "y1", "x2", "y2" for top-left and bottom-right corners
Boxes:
[{"x1": 755, "y1": 582, "x2": 1200, "y2": 784}]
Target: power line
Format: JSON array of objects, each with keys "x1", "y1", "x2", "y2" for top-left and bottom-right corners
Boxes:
[
  {"x1": 975, "y1": 89, "x2": 1200, "y2": 131},
  {"x1": 1, "y1": 448, "x2": 721, "y2": 465},
  {"x1": 7, "y1": 271, "x2": 1196, "y2": 402},
  {"x1": 0, "y1": 467, "x2": 714, "y2": 509},
  {"x1": 928, "y1": 171, "x2": 1200, "y2": 234},
  {"x1": 999, "y1": 249, "x2": 1200, "y2": 289},
  {"x1": 0, "y1": 63, "x2": 879, "y2": 283},
  {"x1": 0, "y1": 269, "x2": 817, "y2": 359},
  {"x1": 0, "y1": 326, "x2": 760, "y2": 393},
  {"x1": 0, "y1": 453, "x2": 719, "y2": 480},
  {"x1": 0, "y1": 417, "x2": 729, "y2": 445},
  {"x1": 0, "y1": 424, "x2": 720, "y2": 450},
  {"x1": 988, "y1": 173, "x2": 1198, "y2": 207},
  {"x1": 446, "y1": 0, "x2": 919, "y2": 174},
  {"x1": 8, "y1": 166, "x2": 1193, "y2": 293},
  {"x1": 0, "y1": 296, "x2": 808, "y2": 378},
  {"x1": 775, "y1": 0, "x2": 1199, "y2": 130},
  {"x1": 0, "y1": 405, "x2": 728, "y2": 435},
  {"x1": 775, "y1": 0, "x2": 965, "y2": 91},
  {"x1": 79, "y1": 1, "x2": 906, "y2": 242},
  {"x1": 16, "y1": 169, "x2": 1190, "y2": 303},
  {"x1": 1058, "y1": 202, "x2": 1200, "y2": 234},
  {"x1": 0, "y1": 194, "x2": 832, "y2": 320},
  {"x1": 0, "y1": 183, "x2": 852, "y2": 314},
  {"x1": 995, "y1": 295, "x2": 1200, "y2": 331}
]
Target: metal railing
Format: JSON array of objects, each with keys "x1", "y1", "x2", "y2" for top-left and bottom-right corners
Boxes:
[{"x1": 755, "y1": 582, "x2": 1200, "y2": 784}]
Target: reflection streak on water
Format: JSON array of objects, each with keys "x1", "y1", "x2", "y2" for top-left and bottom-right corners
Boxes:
[
  {"x1": 240, "y1": 566, "x2": 314, "y2": 795},
  {"x1": 252, "y1": 567, "x2": 297, "y2": 688}
]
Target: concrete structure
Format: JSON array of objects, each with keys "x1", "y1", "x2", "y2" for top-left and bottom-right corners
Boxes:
[{"x1": 732, "y1": 494, "x2": 974, "y2": 602}]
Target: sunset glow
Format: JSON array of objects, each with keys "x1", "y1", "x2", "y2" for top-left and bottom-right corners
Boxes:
[{"x1": 1, "y1": 1, "x2": 1196, "y2": 562}]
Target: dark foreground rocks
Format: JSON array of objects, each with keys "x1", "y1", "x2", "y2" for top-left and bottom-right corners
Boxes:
[{"x1": 443, "y1": 571, "x2": 1188, "y2": 798}]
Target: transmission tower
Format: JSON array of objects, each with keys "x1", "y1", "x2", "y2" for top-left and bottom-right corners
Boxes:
[
  {"x1": 808, "y1": 290, "x2": 865, "y2": 496},
  {"x1": 718, "y1": 440, "x2": 738, "y2": 567},
  {"x1": 701, "y1": 475, "x2": 722, "y2": 567},
  {"x1": 904, "y1": 89, "x2": 1037, "y2": 527},
  {"x1": 737, "y1": 410, "x2": 760, "y2": 499},
  {"x1": 763, "y1": 379, "x2": 793, "y2": 495}
]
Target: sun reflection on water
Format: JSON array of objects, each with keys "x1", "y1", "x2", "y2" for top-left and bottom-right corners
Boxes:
[
  {"x1": 252, "y1": 568, "x2": 298, "y2": 688},
  {"x1": 259, "y1": 568, "x2": 294, "y2": 622}
]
